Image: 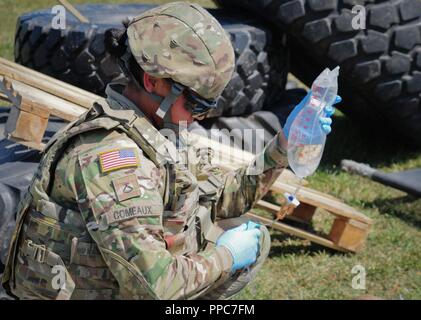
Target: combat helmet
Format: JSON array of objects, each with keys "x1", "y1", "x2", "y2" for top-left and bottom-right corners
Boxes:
[{"x1": 121, "y1": 1, "x2": 235, "y2": 120}]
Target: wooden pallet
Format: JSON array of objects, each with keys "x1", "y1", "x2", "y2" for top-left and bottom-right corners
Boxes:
[
  {"x1": 247, "y1": 200, "x2": 371, "y2": 253},
  {"x1": 0, "y1": 57, "x2": 372, "y2": 253}
]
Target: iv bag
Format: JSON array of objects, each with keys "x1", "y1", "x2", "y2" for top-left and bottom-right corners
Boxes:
[{"x1": 287, "y1": 66, "x2": 339, "y2": 179}]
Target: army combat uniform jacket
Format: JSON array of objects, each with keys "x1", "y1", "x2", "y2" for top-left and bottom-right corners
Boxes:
[{"x1": 2, "y1": 83, "x2": 289, "y2": 300}]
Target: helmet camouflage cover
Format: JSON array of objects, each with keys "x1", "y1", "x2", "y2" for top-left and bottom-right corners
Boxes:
[{"x1": 126, "y1": 1, "x2": 235, "y2": 100}]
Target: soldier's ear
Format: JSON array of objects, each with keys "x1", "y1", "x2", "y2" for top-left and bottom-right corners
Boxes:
[{"x1": 143, "y1": 73, "x2": 157, "y2": 93}]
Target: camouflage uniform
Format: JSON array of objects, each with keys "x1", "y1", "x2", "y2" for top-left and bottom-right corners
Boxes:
[{"x1": 1, "y1": 2, "x2": 289, "y2": 300}]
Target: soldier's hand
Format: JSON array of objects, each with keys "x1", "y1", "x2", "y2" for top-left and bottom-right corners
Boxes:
[
  {"x1": 216, "y1": 222, "x2": 261, "y2": 272},
  {"x1": 283, "y1": 91, "x2": 341, "y2": 139}
]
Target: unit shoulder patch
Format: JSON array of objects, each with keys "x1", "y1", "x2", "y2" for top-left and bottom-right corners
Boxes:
[
  {"x1": 98, "y1": 148, "x2": 139, "y2": 173},
  {"x1": 112, "y1": 174, "x2": 141, "y2": 202}
]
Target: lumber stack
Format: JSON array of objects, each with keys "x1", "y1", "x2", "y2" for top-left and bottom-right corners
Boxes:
[
  {"x1": 0, "y1": 57, "x2": 104, "y2": 150},
  {"x1": 0, "y1": 57, "x2": 372, "y2": 253}
]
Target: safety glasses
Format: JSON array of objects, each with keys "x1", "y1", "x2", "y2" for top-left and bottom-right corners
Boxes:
[
  {"x1": 184, "y1": 89, "x2": 217, "y2": 117},
  {"x1": 170, "y1": 81, "x2": 217, "y2": 117}
]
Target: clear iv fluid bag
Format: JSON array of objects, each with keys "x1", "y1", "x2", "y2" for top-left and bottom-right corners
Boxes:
[{"x1": 287, "y1": 66, "x2": 339, "y2": 179}]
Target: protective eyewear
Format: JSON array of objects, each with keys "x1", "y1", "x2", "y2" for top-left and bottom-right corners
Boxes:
[{"x1": 171, "y1": 81, "x2": 217, "y2": 117}]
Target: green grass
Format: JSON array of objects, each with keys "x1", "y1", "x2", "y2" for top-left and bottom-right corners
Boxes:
[{"x1": 1, "y1": 0, "x2": 420, "y2": 300}]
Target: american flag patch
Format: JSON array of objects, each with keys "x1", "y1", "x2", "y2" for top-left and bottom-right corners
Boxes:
[{"x1": 98, "y1": 148, "x2": 139, "y2": 173}]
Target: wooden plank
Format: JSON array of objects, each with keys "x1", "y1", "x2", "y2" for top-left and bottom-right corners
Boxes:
[
  {"x1": 271, "y1": 181, "x2": 371, "y2": 224},
  {"x1": 328, "y1": 218, "x2": 370, "y2": 252},
  {"x1": 290, "y1": 202, "x2": 316, "y2": 224},
  {"x1": 0, "y1": 76, "x2": 86, "y2": 121},
  {"x1": 256, "y1": 200, "x2": 281, "y2": 214},
  {"x1": 58, "y1": 0, "x2": 90, "y2": 24},
  {"x1": 17, "y1": 101, "x2": 49, "y2": 117},
  {"x1": 0, "y1": 57, "x2": 101, "y2": 108},
  {"x1": 257, "y1": 196, "x2": 316, "y2": 225},
  {"x1": 245, "y1": 212, "x2": 351, "y2": 253},
  {"x1": 6, "y1": 105, "x2": 49, "y2": 144},
  {"x1": 255, "y1": 199, "x2": 308, "y2": 224}
]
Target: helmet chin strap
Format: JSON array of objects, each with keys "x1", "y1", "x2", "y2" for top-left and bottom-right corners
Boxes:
[
  {"x1": 143, "y1": 82, "x2": 185, "y2": 138},
  {"x1": 154, "y1": 83, "x2": 183, "y2": 122},
  {"x1": 119, "y1": 48, "x2": 187, "y2": 146}
]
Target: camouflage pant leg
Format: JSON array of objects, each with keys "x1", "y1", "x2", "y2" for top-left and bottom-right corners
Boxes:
[{"x1": 200, "y1": 216, "x2": 271, "y2": 300}]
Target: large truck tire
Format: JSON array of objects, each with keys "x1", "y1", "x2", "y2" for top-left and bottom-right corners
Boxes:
[
  {"x1": 14, "y1": 3, "x2": 289, "y2": 118},
  {"x1": 216, "y1": 0, "x2": 421, "y2": 146},
  {"x1": 0, "y1": 162, "x2": 39, "y2": 274}
]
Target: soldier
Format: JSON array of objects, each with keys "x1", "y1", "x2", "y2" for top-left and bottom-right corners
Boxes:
[{"x1": 2, "y1": 2, "x2": 339, "y2": 300}]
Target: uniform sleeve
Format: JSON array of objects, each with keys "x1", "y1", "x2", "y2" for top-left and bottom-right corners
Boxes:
[
  {"x1": 215, "y1": 132, "x2": 289, "y2": 218},
  {"x1": 53, "y1": 131, "x2": 232, "y2": 300}
]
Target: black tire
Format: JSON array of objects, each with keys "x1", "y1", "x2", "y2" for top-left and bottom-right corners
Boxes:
[
  {"x1": 0, "y1": 161, "x2": 41, "y2": 292},
  {"x1": 14, "y1": 4, "x2": 288, "y2": 118},
  {"x1": 0, "y1": 183, "x2": 18, "y2": 266},
  {"x1": 216, "y1": 0, "x2": 421, "y2": 146},
  {"x1": 261, "y1": 87, "x2": 308, "y2": 130},
  {"x1": 0, "y1": 162, "x2": 39, "y2": 273}
]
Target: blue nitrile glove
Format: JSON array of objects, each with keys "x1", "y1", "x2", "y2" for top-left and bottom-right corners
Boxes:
[
  {"x1": 245, "y1": 220, "x2": 261, "y2": 230},
  {"x1": 283, "y1": 90, "x2": 341, "y2": 139},
  {"x1": 216, "y1": 222, "x2": 261, "y2": 272}
]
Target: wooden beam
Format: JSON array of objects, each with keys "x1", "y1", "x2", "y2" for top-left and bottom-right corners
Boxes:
[
  {"x1": 271, "y1": 180, "x2": 371, "y2": 224},
  {"x1": 245, "y1": 212, "x2": 351, "y2": 253},
  {"x1": 58, "y1": 0, "x2": 90, "y2": 24},
  {"x1": 328, "y1": 218, "x2": 371, "y2": 252},
  {"x1": 0, "y1": 57, "x2": 101, "y2": 108},
  {"x1": 0, "y1": 76, "x2": 86, "y2": 121},
  {"x1": 255, "y1": 200, "x2": 312, "y2": 225},
  {"x1": 6, "y1": 102, "x2": 50, "y2": 144}
]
